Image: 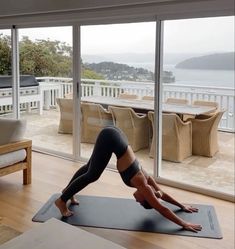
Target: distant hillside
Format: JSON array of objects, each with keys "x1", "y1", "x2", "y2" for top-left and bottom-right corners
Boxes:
[
  {"x1": 175, "y1": 52, "x2": 234, "y2": 70},
  {"x1": 84, "y1": 61, "x2": 154, "y2": 82},
  {"x1": 84, "y1": 61, "x2": 175, "y2": 83}
]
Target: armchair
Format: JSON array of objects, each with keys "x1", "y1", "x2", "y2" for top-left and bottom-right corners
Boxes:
[
  {"x1": 162, "y1": 113, "x2": 192, "y2": 162},
  {"x1": 81, "y1": 102, "x2": 113, "y2": 143},
  {"x1": 190, "y1": 110, "x2": 225, "y2": 157},
  {"x1": 148, "y1": 112, "x2": 192, "y2": 162},
  {"x1": 56, "y1": 98, "x2": 73, "y2": 134},
  {"x1": 0, "y1": 118, "x2": 32, "y2": 185},
  {"x1": 109, "y1": 106, "x2": 149, "y2": 152}
]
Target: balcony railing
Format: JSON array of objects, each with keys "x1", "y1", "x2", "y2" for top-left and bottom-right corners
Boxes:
[{"x1": 0, "y1": 77, "x2": 234, "y2": 132}]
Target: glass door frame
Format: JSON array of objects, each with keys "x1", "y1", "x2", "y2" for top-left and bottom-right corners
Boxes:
[
  {"x1": 7, "y1": 15, "x2": 233, "y2": 202},
  {"x1": 154, "y1": 17, "x2": 234, "y2": 202}
]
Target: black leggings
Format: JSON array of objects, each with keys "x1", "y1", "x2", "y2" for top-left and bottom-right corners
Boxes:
[{"x1": 60, "y1": 126, "x2": 129, "y2": 202}]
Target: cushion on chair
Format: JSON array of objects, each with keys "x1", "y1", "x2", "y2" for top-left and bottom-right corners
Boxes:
[
  {"x1": 0, "y1": 118, "x2": 27, "y2": 146},
  {"x1": 0, "y1": 149, "x2": 26, "y2": 168}
]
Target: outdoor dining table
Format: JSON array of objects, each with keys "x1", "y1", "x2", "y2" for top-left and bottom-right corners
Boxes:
[{"x1": 81, "y1": 96, "x2": 217, "y2": 116}]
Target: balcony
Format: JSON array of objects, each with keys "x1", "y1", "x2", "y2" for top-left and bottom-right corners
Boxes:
[{"x1": 0, "y1": 77, "x2": 234, "y2": 196}]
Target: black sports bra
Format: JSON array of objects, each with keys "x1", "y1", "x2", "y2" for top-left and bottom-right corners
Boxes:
[{"x1": 119, "y1": 159, "x2": 140, "y2": 187}]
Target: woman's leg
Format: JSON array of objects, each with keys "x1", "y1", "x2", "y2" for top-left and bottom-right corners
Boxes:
[
  {"x1": 55, "y1": 126, "x2": 129, "y2": 216},
  {"x1": 61, "y1": 162, "x2": 90, "y2": 204}
]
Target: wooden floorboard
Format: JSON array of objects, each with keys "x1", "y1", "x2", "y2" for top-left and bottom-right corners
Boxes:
[{"x1": 0, "y1": 152, "x2": 234, "y2": 249}]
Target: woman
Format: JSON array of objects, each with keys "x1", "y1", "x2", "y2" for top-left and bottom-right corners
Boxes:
[{"x1": 55, "y1": 126, "x2": 202, "y2": 233}]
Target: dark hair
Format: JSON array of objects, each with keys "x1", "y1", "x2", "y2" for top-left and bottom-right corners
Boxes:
[{"x1": 141, "y1": 200, "x2": 153, "y2": 209}]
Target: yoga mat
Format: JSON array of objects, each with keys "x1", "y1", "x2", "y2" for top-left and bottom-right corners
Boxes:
[{"x1": 32, "y1": 194, "x2": 222, "y2": 239}]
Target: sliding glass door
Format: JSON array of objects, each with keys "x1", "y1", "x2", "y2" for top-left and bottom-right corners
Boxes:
[
  {"x1": 0, "y1": 29, "x2": 13, "y2": 118},
  {"x1": 17, "y1": 26, "x2": 74, "y2": 156},
  {"x1": 79, "y1": 22, "x2": 156, "y2": 174},
  {"x1": 159, "y1": 16, "x2": 234, "y2": 198},
  {"x1": 3, "y1": 14, "x2": 233, "y2": 200}
]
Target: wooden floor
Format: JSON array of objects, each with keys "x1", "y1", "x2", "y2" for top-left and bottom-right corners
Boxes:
[{"x1": 0, "y1": 152, "x2": 234, "y2": 249}]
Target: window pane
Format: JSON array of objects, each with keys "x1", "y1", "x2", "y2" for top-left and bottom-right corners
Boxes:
[
  {"x1": 18, "y1": 26, "x2": 73, "y2": 155},
  {"x1": 81, "y1": 22, "x2": 156, "y2": 175},
  {"x1": 161, "y1": 16, "x2": 235, "y2": 196},
  {"x1": 0, "y1": 30, "x2": 13, "y2": 118}
]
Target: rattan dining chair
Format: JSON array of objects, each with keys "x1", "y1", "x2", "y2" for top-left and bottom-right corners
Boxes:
[
  {"x1": 118, "y1": 93, "x2": 139, "y2": 99},
  {"x1": 142, "y1": 96, "x2": 154, "y2": 101},
  {"x1": 148, "y1": 112, "x2": 192, "y2": 162},
  {"x1": 165, "y1": 97, "x2": 189, "y2": 105},
  {"x1": 193, "y1": 100, "x2": 219, "y2": 117},
  {"x1": 56, "y1": 98, "x2": 73, "y2": 134},
  {"x1": 109, "y1": 105, "x2": 149, "y2": 152},
  {"x1": 81, "y1": 102, "x2": 113, "y2": 143},
  {"x1": 165, "y1": 98, "x2": 189, "y2": 120},
  {"x1": 189, "y1": 109, "x2": 225, "y2": 157}
]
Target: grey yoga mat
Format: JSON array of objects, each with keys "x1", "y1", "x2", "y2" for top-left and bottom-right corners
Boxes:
[{"x1": 32, "y1": 194, "x2": 222, "y2": 239}]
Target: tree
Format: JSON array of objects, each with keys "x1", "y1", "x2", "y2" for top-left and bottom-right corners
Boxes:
[
  {"x1": 0, "y1": 34, "x2": 11, "y2": 75},
  {"x1": 0, "y1": 34, "x2": 103, "y2": 79},
  {"x1": 19, "y1": 36, "x2": 73, "y2": 77}
]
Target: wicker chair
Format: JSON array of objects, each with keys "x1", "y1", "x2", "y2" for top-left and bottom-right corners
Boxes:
[
  {"x1": 64, "y1": 93, "x2": 73, "y2": 99},
  {"x1": 165, "y1": 97, "x2": 189, "y2": 105},
  {"x1": 109, "y1": 106, "x2": 149, "y2": 152},
  {"x1": 165, "y1": 98, "x2": 189, "y2": 120},
  {"x1": 81, "y1": 102, "x2": 113, "y2": 143},
  {"x1": 193, "y1": 100, "x2": 219, "y2": 117},
  {"x1": 142, "y1": 96, "x2": 154, "y2": 101},
  {"x1": 147, "y1": 111, "x2": 155, "y2": 157},
  {"x1": 153, "y1": 113, "x2": 192, "y2": 162},
  {"x1": 56, "y1": 98, "x2": 73, "y2": 134},
  {"x1": 190, "y1": 110, "x2": 225, "y2": 157},
  {"x1": 118, "y1": 93, "x2": 139, "y2": 99}
]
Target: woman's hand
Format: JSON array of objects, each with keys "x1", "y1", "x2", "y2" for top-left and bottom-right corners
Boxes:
[
  {"x1": 183, "y1": 222, "x2": 202, "y2": 233},
  {"x1": 181, "y1": 205, "x2": 199, "y2": 213}
]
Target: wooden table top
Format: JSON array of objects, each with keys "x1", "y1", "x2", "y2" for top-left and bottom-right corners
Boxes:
[{"x1": 82, "y1": 96, "x2": 216, "y2": 116}]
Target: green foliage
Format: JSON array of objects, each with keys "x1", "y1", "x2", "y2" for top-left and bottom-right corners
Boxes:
[
  {"x1": 0, "y1": 34, "x2": 11, "y2": 75},
  {"x1": 19, "y1": 36, "x2": 72, "y2": 77},
  {"x1": 82, "y1": 67, "x2": 104, "y2": 80},
  {"x1": 0, "y1": 34, "x2": 103, "y2": 79}
]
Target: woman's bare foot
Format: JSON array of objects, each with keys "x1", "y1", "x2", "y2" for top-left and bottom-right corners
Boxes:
[
  {"x1": 55, "y1": 198, "x2": 74, "y2": 217},
  {"x1": 70, "y1": 196, "x2": 79, "y2": 205},
  {"x1": 62, "y1": 188, "x2": 79, "y2": 205}
]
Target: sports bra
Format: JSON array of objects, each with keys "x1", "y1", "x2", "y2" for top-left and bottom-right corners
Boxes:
[{"x1": 119, "y1": 159, "x2": 140, "y2": 187}]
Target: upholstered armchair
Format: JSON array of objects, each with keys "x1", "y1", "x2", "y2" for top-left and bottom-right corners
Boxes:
[
  {"x1": 108, "y1": 106, "x2": 149, "y2": 152},
  {"x1": 165, "y1": 98, "x2": 189, "y2": 120},
  {"x1": 81, "y1": 102, "x2": 113, "y2": 143},
  {"x1": 142, "y1": 96, "x2": 154, "y2": 101},
  {"x1": 56, "y1": 98, "x2": 73, "y2": 134},
  {"x1": 165, "y1": 97, "x2": 189, "y2": 105},
  {"x1": 193, "y1": 100, "x2": 219, "y2": 117},
  {"x1": 161, "y1": 113, "x2": 192, "y2": 162},
  {"x1": 189, "y1": 110, "x2": 225, "y2": 157},
  {"x1": 147, "y1": 111, "x2": 155, "y2": 157},
  {"x1": 118, "y1": 93, "x2": 139, "y2": 99},
  {"x1": 148, "y1": 112, "x2": 192, "y2": 161},
  {"x1": 0, "y1": 118, "x2": 32, "y2": 185}
]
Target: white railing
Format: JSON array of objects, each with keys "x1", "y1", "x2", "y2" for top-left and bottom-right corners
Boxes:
[{"x1": 0, "y1": 77, "x2": 234, "y2": 132}]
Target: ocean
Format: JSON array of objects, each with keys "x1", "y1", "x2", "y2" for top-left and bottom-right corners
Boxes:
[{"x1": 126, "y1": 62, "x2": 235, "y2": 89}]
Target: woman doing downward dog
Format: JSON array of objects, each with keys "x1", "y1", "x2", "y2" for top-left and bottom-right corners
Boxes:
[{"x1": 55, "y1": 126, "x2": 202, "y2": 233}]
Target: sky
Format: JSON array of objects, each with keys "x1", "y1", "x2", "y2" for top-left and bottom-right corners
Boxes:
[{"x1": 0, "y1": 16, "x2": 234, "y2": 55}]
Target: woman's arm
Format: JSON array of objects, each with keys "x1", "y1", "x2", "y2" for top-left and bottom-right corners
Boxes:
[
  {"x1": 138, "y1": 184, "x2": 202, "y2": 232},
  {"x1": 147, "y1": 176, "x2": 198, "y2": 213}
]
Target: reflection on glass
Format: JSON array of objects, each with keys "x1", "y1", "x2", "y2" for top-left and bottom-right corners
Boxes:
[
  {"x1": 161, "y1": 16, "x2": 235, "y2": 196},
  {"x1": 0, "y1": 30, "x2": 13, "y2": 117},
  {"x1": 18, "y1": 26, "x2": 73, "y2": 155},
  {"x1": 81, "y1": 22, "x2": 156, "y2": 175}
]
